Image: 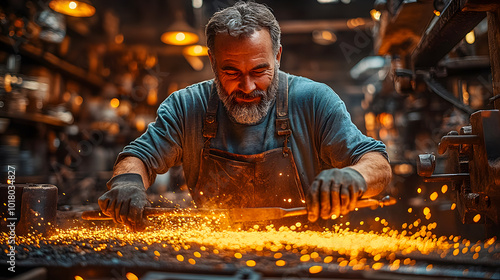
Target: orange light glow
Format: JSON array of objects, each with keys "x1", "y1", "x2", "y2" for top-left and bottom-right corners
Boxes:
[
  {"x1": 441, "y1": 185, "x2": 448, "y2": 194},
  {"x1": 276, "y1": 259, "x2": 286, "y2": 266},
  {"x1": 110, "y1": 98, "x2": 120, "y2": 108},
  {"x1": 370, "y1": 9, "x2": 381, "y2": 21},
  {"x1": 430, "y1": 192, "x2": 438, "y2": 201},
  {"x1": 49, "y1": 0, "x2": 95, "y2": 17},
  {"x1": 379, "y1": 112, "x2": 394, "y2": 128},
  {"x1": 473, "y1": 214, "x2": 481, "y2": 223},
  {"x1": 309, "y1": 265, "x2": 323, "y2": 274},
  {"x1": 183, "y1": 45, "x2": 209, "y2": 56},
  {"x1": 125, "y1": 272, "x2": 138, "y2": 280},
  {"x1": 161, "y1": 31, "x2": 199, "y2": 45}
]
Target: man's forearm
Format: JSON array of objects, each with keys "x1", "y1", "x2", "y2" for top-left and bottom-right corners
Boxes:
[
  {"x1": 112, "y1": 156, "x2": 151, "y2": 189},
  {"x1": 349, "y1": 152, "x2": 392, "y2": 198}
]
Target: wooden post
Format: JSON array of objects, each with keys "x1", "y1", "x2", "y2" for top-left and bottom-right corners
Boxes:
[{"x1": 488, "y1": 8, "x2": 500, "y2": 109}]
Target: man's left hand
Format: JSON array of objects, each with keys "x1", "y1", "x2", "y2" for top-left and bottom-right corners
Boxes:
[{"x1": 306, "y1": 167, "x2": 367, "y2": 222}]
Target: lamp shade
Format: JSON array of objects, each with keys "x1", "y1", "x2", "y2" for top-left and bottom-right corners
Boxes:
[
  {"x1": 49, "y1": 0, "x2": 95, "y2": 17},
  {"x1": 161, "y1": 12, "x2": 199, "y2": 45},
  {"x1": 183, "y1": 44, "x2": 208, "y2": 56}
]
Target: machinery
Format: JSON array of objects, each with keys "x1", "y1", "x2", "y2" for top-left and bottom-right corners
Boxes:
[{"x1": 372, "y1": 0, "x2": 500, "y2": 233}]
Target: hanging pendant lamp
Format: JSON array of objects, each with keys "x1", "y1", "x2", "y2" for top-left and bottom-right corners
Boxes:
[
  {"x1": 161, "y1": 11, "x2": 199, "y2": 45},
  {"x1": 49, "y1": 0, "x2": 95, "y2": 17}
]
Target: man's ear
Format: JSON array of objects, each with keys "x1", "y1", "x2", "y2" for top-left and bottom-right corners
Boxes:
[
  {"x1": 276, "y1": 45, "x2": 282, "y2": 65},
  {"x1": 208, "y1": 50, "x2": 214, "y2": 67}
]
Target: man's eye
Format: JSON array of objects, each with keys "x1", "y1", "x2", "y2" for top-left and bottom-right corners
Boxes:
[
  {"x1": 252, "y1": 69, "x2": 267, "y2": 75},
  {"x1": 224, "y1": 71, "x2": 238, "y2": 76}
]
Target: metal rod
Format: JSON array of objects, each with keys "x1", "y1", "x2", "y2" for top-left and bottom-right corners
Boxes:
[{"x1": 438, "y1": 135, "x2": 481, "y2": 154}]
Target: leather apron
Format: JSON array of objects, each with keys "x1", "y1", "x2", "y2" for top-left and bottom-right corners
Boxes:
[{"x1": 192, "y1": 72, "x2": 305, "y2": 209}]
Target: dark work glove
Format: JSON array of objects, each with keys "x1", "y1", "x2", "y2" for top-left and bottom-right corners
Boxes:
[
  {"x1": 98, "y1": 173, "x2": 151, "y2": 231},
  {"x1": 306, "y1": 167, "x2": 367, "y2": 222}
]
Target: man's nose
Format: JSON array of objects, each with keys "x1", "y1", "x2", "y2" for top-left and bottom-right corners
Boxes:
[{"x1": 238, "y1": 75, "x2": 257, "y2": 94}]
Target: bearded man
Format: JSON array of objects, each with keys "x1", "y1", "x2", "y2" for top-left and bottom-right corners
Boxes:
[{"x1": 98, "y1": 1, "x2": 392, "y2": 231}]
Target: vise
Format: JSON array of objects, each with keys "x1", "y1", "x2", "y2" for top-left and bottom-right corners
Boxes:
[{"x1": 417, "y1": 110, "x2": 500, "y2": 226}]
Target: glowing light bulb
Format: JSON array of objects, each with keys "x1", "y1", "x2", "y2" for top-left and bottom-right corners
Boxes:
[{"x1": 176, "y1": 32, "x2": 186, "y2": 42}]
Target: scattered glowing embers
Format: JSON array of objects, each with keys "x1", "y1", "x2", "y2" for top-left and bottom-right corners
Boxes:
[{"x1": 1, "y1": 208, "x2": 499, "y2": 279}]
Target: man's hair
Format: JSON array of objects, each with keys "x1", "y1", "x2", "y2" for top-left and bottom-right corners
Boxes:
[{"x1": 205, "y1": 1, "x2": 281, "y2": 55}]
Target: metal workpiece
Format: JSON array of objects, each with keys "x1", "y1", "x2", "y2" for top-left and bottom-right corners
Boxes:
[
  {"x1": 0, "y1": 184, "x2": 58, "y2": 236},
  {"x1": 82, "y1": 196, "x2": 397, "y2": 223}
]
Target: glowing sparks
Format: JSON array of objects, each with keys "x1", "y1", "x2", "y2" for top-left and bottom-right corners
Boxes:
[
  {"x1": 430, "y1": 192, "x2": 438, "y2": 201},
  {"x1": 441, "y1": 185, "x2": 448, "y2": 193},
  {"x1": 300, "y1": 254, "x2": 311, "y2": 262},
  {"x1": 1, "y1": 210, "x2": 496, "y2": 276},
  {"x1": 473, "y1": 214, "x2": 481, "y2": 223},
  {"x1": 309, "y1": 265, "x2": 323, "y2": 274}
]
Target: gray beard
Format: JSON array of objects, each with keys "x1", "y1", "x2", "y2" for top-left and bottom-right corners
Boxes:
[{"x1": 214, "y1": 67, "x2": 279, "y2": 125}]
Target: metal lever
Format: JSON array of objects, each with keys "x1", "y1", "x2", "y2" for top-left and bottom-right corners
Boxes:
[
  {"x1": 438, "y1": 135, "x2": 481, "y2": 155},
  {"x1": 417, "y1": 153, "x2": 469, "y2": 182}
]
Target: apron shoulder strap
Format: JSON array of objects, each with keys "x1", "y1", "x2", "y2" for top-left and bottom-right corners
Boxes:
[
  {"x1": 203, "y1": 84, "x2": 219, "y2": 140},
  {"x1": 276, "y1": 72, "x2": 291, "y2": 137},
  {"x1": 275, "y1": 72, "x2": 292, "y2": 155}
]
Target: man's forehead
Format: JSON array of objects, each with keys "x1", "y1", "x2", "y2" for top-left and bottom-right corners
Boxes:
[{"x1": 213, "y1": 29, "x2": 272, "y2": 50}]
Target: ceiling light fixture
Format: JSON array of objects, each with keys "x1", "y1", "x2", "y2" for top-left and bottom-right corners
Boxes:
[
  {"x1": 183, "y1": 44, "x2": 208, "y2": 56},
  {"x1": 312, "y1": 30, "x2": 337, "y2": 45},
  {"x1": 161, "y1": 12, "x2": 199, "y2": 45},
  {"x1": 49, "y1": 0, "x2": 95, "y2": 17}
]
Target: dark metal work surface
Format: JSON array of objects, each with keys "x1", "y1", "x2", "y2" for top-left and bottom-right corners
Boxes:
[
  {"x1": 2, "y1": 207, "x2": 500, "y2": 280},
  {"x1": 411, "y1": 0, "x2": 500, "y2": 69}
]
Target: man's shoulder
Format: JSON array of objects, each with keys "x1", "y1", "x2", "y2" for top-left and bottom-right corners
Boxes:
[
  {"x1": 157, "y1": 79, "x2": 213, "y2": 113},
  {"x1": 175, "y1": 79, "x2": 213, "y2": 97},
  {"x1": 286, "y1": 72, "x2": 338, "y2": 100}
]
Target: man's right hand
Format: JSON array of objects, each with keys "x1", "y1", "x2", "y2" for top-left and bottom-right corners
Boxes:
[{"x1": 98, "y1": 173, "x2": 150, "y2": 231}]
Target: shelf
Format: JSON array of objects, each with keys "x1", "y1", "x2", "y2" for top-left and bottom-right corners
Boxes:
[
  {"x1": 0, "y1": 111, "x2": 72, "y2": 127},
  {"x1": 0, "y1": 34, "x2": 105, "y2": 89}
]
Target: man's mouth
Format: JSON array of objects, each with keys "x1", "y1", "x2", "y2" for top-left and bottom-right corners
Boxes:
[{"x1": 235, "y1": 96, "x2": 262, "y2": 104}]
